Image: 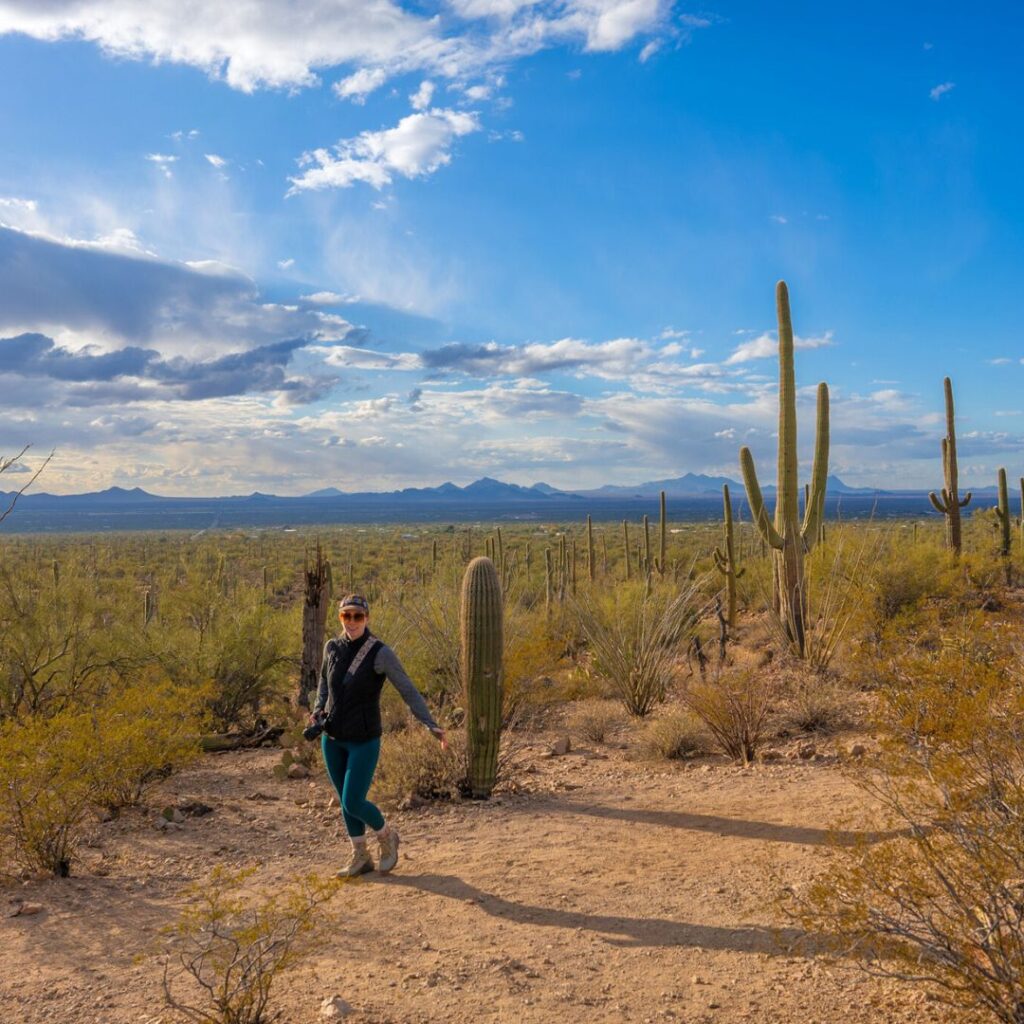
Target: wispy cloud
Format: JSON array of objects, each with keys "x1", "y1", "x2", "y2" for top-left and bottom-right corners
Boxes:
[
  {"x1": 930, "y1": 81, "x2": 955, "y2": 101},
  {"x1": 725, "y1": 331, "x2": 835, "y2": 364}
]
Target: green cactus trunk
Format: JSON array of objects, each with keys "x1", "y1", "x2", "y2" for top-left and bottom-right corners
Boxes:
[
  {"x1": 658, "y1": 490, "x2": 667, "y2": 575},
  {"x1": 461, "y1": 556, "x2": 504, "y2": 799},
  {"x1": 642, "y1": 514, "x2": 651, "y2": 577},
  {"x1": 587, "y1": 515, "x2": 596, "y2": 582},
  {"x1": 996, "y1": 467, "x2": 1011, "y2": 558},
  {"x1": 927, "y1": 377, "x2": 972, "y2": 556},
  {"x1": 712, "y1": 484, "x2": 744, "y2": 628},
  {"x1": 622, "y1": 520, "x2": 631, "y2": 580},
  {"x1": 739, "y1": 281, "x2": 829, "y2": 658}
]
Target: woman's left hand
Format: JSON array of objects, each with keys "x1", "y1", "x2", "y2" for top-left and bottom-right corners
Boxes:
[{"x1": 430, "y1": 726, "x2": 448, "y2": 750}]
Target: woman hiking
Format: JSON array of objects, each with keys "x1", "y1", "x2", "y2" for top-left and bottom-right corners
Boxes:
[{"x1": 310, "y1": 593, "x2": 446, "y2": 877}]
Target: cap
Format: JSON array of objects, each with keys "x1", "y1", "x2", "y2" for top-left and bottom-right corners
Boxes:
[{"x1": 339, "y1": 593, "x2": 370, "y2": 613}]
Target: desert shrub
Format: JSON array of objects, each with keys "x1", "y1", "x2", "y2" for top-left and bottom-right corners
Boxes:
[
  {"x1": 373, "y1": 727, "x2": 470, "y2": 805},
  {"x1": 792, "y1": 646, "x2": 1024, "y2": 1024},
  {"x1": 572, "y1": 575, "x2": 709, "y2": 717},
  {"x1": 778, "y1": 672, "x2": 859, "y2": 736},
  {"x1": 636, "y1": 706, "x2": 709, "y2": 760},
  {"x1": 684, "y1": 668, "x2": 777, "y2": 764},
  {"x1": 162, "y1": 866, "x2": 337, "y2": 1024},
  {"x1": 89, "y1": 673, "x2": 210, "y2": 811},
  {"x1": 155, "y1": 583, "x2": 295, "y2": 731},
  {"x1": 567, "y1": 698, "x2": 627, "y2": 744},
  {"x1": 0, "y1": 707, "x2": 102, "y2": 876}
]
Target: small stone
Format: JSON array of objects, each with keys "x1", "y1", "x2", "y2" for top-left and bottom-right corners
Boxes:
[
  {"x1": 319, "y1": 995, "x2": 351, "y2": 1019},
  {"x1": 178, "y1": 801, "x2": 214, "y2": 817},
  {"x1": 14, "y1": 902, "x2": 44, "y2": 917},
  {"x1": 421, "y1": 941, "x2": 431, "y2": 950},
  {"x1": 798, "y1": 743, "x2": 816, "y2": 760},
  {"x1": 849, "y1": 743, "x2": 867, "y2": 758},
  {"x1": 287, "y1": 763, "x2": 310, "y2": 780},
  {"x1": 691, "y1": 976, "x2": 706, "y2": 986},
  {"x1": 550, "y1": 736, "x2": 571, "y2": 756}
]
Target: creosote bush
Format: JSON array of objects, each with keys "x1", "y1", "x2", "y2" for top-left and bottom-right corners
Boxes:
[
  {"x1": 635, "y1": 705, "x2": 709, "y2": 761},
  {"x1": 373, "y1": 727, "x2": 470, "y2": 805},
  {"x1": 566, "y1": 697, "x2": 627, "y2": 744},
  {"x1": 778, "y1": 672, "x2": 859, "y2": 737},
  {"x1": 684, "y1": 668, "x2": 776, "y2": 765},
  {"x1": 162, "y1": 866, "x2": 337, "y2": 1024},
  {"x1": 792, "y1": 641, "x2": 1024, "y2": 1024}
]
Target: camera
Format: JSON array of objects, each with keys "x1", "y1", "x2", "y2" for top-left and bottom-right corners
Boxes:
[{"x1": 303, "y1": 712, "x2": 326, "y2": 742}]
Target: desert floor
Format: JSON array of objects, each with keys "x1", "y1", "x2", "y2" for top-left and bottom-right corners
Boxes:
[{"x1": 1, "y1": 729, "x2": 957, "y2": 1024}]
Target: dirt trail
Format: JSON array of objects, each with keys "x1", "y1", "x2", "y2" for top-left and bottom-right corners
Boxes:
[{"x1": 0, "y1": 740, "x2": 955, "y2": 1024}]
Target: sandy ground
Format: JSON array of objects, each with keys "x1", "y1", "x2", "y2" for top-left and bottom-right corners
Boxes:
[{"x1": 0, "y1": 735, "x2": 960, "y2": 1024}]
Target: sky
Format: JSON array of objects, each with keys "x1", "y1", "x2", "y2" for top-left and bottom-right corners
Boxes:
[{"x1": 1, "y1": 1, "x2": 1023, "y2": 496}]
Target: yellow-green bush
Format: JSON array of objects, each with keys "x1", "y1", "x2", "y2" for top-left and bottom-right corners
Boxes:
[
  {"x1": 162, "y1": 866, "x2": 337, "y2": 1024},
  {"x1": 373, "y1": 726, "x2": 469, "y2": 805},
  {"x1": 0, "y1": 708, "x2": 102, "y2": 876},
  {"x1": 89, "y1": 672, "x2": 209, "y2": 811},
  {"x1": 684, "y1": 668, "x2": 776, "y2": 764},
  {"x1": 635, "y1": 705, "x2": 709, "y2": 760}
]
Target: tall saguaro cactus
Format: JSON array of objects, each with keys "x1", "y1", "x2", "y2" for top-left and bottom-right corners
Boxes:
[
  {"x1": 739, "y1": 281, "x2": 830, "y2": 657},
  {"x1": 928, "y1": 377, "x2": 971, "y2": 555},
  {"x1": 460, "y1": 556, "x2": 504, "y2": 799},
  {"x1": 712, "y1": 484, "x2": 744, "y2": 628},
  {"x1": 995, "y1": 467, "x2": 1011, "y2": 558}
]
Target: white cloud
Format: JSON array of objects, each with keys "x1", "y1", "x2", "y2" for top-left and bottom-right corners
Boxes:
[
  {"x1": 725, "y1": 330, "x2": 835, "y2": 364},
  {"x1": 204, "y1": 153, "x2": 228, "y2": 168},
  {"x1": 988, "y1": 357, "x2": 1013, "y2": 365},
  {"x1": 301, "y1": 291, "x2": 360, "y2": 305},
  {"x1": 410, "y1": 79, "x2": 435, "y2": 110},
  {"x1": 930, "y1": 81, "x2": 955, "y2": 101},
  {"x1": 334, "y1": 66, "x2": 389, "y2": 102},
  {"x1": 288, "y1": 108, "x2": 481, "y2": 192},
  {"x1": 769, "y1": 213, "x2": 787, "y2": 224},
  {"x1": 145, "y1": 152, "x2": 177, "y2": 178},
  {"x1": 0, "y1": 196, "x2": 37, "y2": 212},
  {"x1": 277, "y1": 257, "x2": 295, "y2": 270}
]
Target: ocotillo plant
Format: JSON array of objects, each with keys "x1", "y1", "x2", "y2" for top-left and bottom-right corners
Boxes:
[
  {"x1": 739, "y1": 281, "x2": 829, "y2": 657},
  {"x1": 928, "y1": 377, "x2": 971, "y2": 555},
  {"x1": 712, "y1": 484, "x2": 744, "y2": 628},
  {"x1": 460, "y1": 556, "x2": 503, "y2": 799},
  {"x1": 995, "y1": 467, "x2": 1011, "y2": 558}
]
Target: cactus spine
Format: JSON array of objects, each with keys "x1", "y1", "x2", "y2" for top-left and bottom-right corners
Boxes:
[
  {"x1": 739, "y1": 281, "x2": 829, "y2": 657},
  {"x1": 995, "y1": 467, "x2": 1011, "y2": 558},
  {"x1": 460, "y1": 556, "x2": 503, "y2": 799},
  {"x1": 712, "y1": 484, "x2": 745, "y2": 628},
  {"x1": 927, "y1": 377, "x2": 971, "y2": 555}
]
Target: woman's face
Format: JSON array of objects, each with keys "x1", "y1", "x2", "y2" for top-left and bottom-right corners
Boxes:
[{"x1": 340, "y1": 607, "x2": 368, "y2": 640}]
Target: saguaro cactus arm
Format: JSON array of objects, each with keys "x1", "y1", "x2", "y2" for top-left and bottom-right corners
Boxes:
[
  {"x1": 800, "y1": 382, "x2": 830, "y2": 548},
  {"x1": 928, "y1": 491, "x2": 950, "y2": 514},
  {"x1": 739, "y1": 447, "x2": 783, "y2": 550}
]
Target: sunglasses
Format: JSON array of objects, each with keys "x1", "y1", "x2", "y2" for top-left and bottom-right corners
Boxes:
[{"x1": 341, "y1": 611, "x2": 366, "y2": 622}]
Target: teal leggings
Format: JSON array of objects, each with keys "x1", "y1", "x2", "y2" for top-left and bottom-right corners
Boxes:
[{"x1": 321, "y1": 734, "x2": 385, "y2": 837}]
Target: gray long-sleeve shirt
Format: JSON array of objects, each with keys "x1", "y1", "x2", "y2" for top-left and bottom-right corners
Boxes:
[{"x1": 314, "y1": 638, "x2": 440, "y2": 732}]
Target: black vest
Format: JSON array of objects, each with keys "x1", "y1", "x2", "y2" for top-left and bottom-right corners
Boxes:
[{"x1": 323, "y1": 631, "x2": 386, "y2": 742}]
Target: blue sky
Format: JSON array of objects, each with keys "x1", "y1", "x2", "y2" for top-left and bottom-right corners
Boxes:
[{"x1": 0, "y1": 1, "x2": 1022, "y2": 495}]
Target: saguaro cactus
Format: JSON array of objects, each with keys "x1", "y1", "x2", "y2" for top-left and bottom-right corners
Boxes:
[
  {"x1": 928, "y1": 377, "x2": 971, "y2": 555},
  {"x1": 995, "y1": 467, "x2": 1011, "y2": 558},
  {"x1": 658, "y1": 490, "x2": 667, "y2": 574},
  {"x1": 739, "y1": 281, "x2": 829, "y2": 657},
  {"x1": 712, "y1": 484, "x2": 745, "y2": 628},
  {"x1": 461, "y1": 556, "x2": 503, "y2": 799}
]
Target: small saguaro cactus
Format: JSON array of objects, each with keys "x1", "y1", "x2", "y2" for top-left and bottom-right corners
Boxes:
[
  {"x1": 739, "y1": 281, "x2": 829, "y2": 658},
  {"x1": 928, "y1": 377, "x2": 971, "y2": 556},
  {"x1": 712, "y1": 484, "x2": 745, "y2": 629},
  {"x1": 995, "y1": 467, "x2": 1011, "y2": 558},
  {"x1": 586, "y1": 515, "x2": 596, "y2": 582},
  {"x1": 622, "y1": 520, "x2": 631, "y2": 580},
  {"x1": 460, "y1": 556, "x2": 504, "y2": 799}
]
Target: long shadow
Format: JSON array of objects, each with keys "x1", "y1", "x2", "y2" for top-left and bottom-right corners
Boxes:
[
  {"x1": 383, "y1": 872, "x2": 816, "y2": 954},
  {"x1": 541, "y1": 796, "x2": 904, "y2": 848}
]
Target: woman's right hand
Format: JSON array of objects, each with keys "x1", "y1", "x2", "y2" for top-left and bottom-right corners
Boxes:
[{"x1": 430, "y1": 726, "x2": 448, "y2": 750}]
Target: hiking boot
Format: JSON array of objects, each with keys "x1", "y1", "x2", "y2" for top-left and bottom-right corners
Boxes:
[
  {"x1": 377, "y1": 827, "x2": 400, "y2": 873},
  {"x1": 337, "y1": 844, "x2": 374, "y2": 878}
]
